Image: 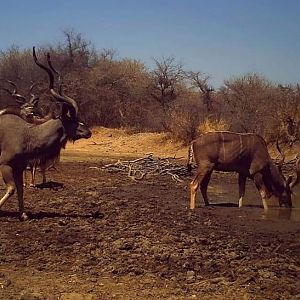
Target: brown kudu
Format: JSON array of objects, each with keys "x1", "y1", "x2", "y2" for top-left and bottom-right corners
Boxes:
[
  {"x1": 0, "y1": 80, "x2": 58, "y2": 187},
  {"x1": 187, "y1": 131, "x2": 300, "y2": 210},
  {"x1": 0, "y1": 47, "x2": 91, "y2": 221},
  {"x1": 0, "y1": 80, "x2": 40, "y2": 122}
]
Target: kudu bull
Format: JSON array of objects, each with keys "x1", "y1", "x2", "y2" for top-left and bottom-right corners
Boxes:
[
  {"x1": 187, "y1": 131, "x2": 300, "y2": 210},
  {"x1": 0, "y1": 47, "x2": 91, "y2": 221},
  {"x1": 1, "y1": 80, "x2": 58, "y2": 186}
]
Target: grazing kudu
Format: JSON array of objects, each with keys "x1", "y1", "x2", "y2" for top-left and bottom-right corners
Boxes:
[
  {"x1": 0, "y1": 47, "x2": 91, "y2": 221},
  {"x1": 187, "y1": 131, "x2": 300, "y2": 210}
]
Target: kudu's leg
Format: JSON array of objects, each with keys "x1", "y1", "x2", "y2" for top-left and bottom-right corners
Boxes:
[
  {"x1": 30, "y1": 163, "x2": 37, "y2": 187},
  {"x1": 0, "y1": 165, "x2": 28, "y2": 221},
  {"x1": 41, "y1": 164, "x2": 47, "y2": 184},
  {"x1": 200, "y1": 171, "x2": 212, "y2": 206},
  {"x1": 238, "y1": 174, "x2": 247, "y2": 208},
  {"x1": 14, "y1": 169, "x2": 28, "y2": 221},
  {"x1": 23, "y1": 169, "x2": 27, "y2": 187},
  {"x1": 42, "y1": 171, "x2": 46, "y2": 184},
  {"x1": 190, "y1": 166, "x2": 213, "y2": 209},
  {"x1": 0, "y1": 165, "x2": 16, "y2": 208},
  {"x1": 253, "y1": 173, "x2": 269, "y2": 210}
]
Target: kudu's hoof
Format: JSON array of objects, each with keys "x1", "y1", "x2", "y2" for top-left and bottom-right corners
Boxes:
[{"x1": 19, "y1": 212, "x2": 29, "y2": 221}]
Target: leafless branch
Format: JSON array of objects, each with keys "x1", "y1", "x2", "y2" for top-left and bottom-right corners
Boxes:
[{"x1": 100, "y1": 154, "x2": 187, "y2": 182}]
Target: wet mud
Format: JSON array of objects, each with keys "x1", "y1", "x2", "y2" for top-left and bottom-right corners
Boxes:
[{"x1": 0, "y1": 159, "x2": 299, "y2": 299}]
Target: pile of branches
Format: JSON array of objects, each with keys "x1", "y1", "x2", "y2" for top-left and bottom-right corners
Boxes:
[{"x1": 100, "y1": 153, "x2": 188, "y2": 182}]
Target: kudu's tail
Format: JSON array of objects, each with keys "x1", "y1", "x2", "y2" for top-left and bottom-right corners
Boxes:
[{"x1": 187, "y1": 142, "x2": 194, "y2": 173}]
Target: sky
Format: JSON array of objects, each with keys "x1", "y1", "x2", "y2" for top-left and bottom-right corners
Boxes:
[{"x1": 1, "y1": 0, "x2": 300, "y2": 87}]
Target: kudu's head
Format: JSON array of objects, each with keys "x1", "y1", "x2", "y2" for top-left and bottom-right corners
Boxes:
[
  {"x1": 275, "y1": 142, "x2": 300, "y2": 207},
  {"x1": 32, "y1": 47, "x2": 92, "y2": 141},
  {"x1": 1, "y1": 80, "x2": 40, "y2": 121}
]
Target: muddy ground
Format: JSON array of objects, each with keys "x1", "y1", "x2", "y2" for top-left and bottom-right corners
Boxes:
[{"x1": 0, "y1": 129, "x2": 300, "y2": 299}]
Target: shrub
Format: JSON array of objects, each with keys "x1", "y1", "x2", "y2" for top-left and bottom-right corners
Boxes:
[{"x1": 197, "y1": 118, "x2": 229, "y2": 134}]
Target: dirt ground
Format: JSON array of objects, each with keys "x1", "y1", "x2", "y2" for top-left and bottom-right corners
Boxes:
[{"x1": 0, "y1": 128, "x2": 299, "y2": 300}]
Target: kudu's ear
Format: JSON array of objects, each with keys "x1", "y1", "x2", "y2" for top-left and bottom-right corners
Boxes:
[
  {"x1": 15, "y1": 96, "x2": 27, "y2": 105},
  {"x1": 31, "y1": 97, "x2": 40, "y2": 106},
  {"x1": 28, "y1": 94, "x2": 39, "y2": 106}
]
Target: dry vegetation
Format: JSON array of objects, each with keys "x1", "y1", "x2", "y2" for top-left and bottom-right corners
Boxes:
[
  {"x1": 64, "y1": 127, "x2": 187, "y2": 161},
  {"x1": 0, "y1": 29, "x2": 300, "y2": 145}
]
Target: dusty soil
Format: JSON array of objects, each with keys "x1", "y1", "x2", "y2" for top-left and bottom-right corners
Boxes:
[{"x1": 0, "y1": 128, "x2": 299, "y2": 300}]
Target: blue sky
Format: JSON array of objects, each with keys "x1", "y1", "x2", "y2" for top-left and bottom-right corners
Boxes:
[{"x1": 1, "y1": 0, "x2": 300, "y2": 87}]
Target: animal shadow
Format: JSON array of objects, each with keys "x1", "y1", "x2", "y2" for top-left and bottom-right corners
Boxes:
[
  {"x1": 0, "y1": 210, "x2": 104, "y2": 220},
  {"x1": 28, "y1": 210, "x2": 104, "y2": 220},
  {"x1": 208, "y1": 202, "x2": 238, "y2": 207},
  {"x1": 35, "y1": 181, "x2": 64, "y2": 190}
]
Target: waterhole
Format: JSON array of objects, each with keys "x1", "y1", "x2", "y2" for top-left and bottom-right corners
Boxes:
[{"x1": 206, "y1": 179, "x2": 300, "y2": 221}]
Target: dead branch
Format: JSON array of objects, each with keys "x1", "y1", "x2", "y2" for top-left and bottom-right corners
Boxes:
[{"x1": 100, "y1": 154, "x2": 187, "y2": 182}]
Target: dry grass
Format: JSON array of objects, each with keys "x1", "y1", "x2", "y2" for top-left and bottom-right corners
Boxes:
[
  {"x1": 62, "y1": 127, "x2": 188, "y2": 162},
  {"x1": 198, "y1": 118, "x2": 229, "y2": 133},
  {"x1": 62, "y1": 126, "x2": 300, "y2": 163}
]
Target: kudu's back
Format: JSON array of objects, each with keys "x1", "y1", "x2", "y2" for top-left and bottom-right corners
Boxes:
[
  {"x1": 0, "y1": 115, "x2": 30, "y2": 154},
  {"x1": 0, "y1": 114, "x2": 64, "y2": 163},
  {"x1": 190, "y1": 132, "x2": 271, "y2": 175}
]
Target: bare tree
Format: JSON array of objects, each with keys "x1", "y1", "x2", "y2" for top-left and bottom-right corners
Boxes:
[
  {"x1": 221, "y1": 73, "x2": 275, "y2": 134},
  {"x1": 275, "y1": 84, "x2": 300, "y2": 145},
  {"x1": 57, "y1": 28, "x2": 98, "y2": 69},
  {"x1": 99, "y1": 48, "x2": 118, "y2": 61},
  {"x1": 151, "y1": 57, "x2": 184, "y2": 113},
  {"x1": 0, "y1": 47, "x2": 41, "y2": 107},
  {"x1": 187, "y1": 71, "x2": 214, "y2": 114}
]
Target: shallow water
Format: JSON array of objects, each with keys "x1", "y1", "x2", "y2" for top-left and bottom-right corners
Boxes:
[{"x1": 207, "y1": 179, "x2": 300, "y2": 222}]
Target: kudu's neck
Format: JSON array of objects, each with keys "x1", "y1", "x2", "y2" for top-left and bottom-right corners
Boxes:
[
  {"x1": 26, "y1": 118, "x2": 67, "y2": 156},
  {"x1": 31, "y1": 111, "x2": 54, "y2": 125},
  {"x1": 267, "y1": 161, "x2": 285, "y2": 194}
]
